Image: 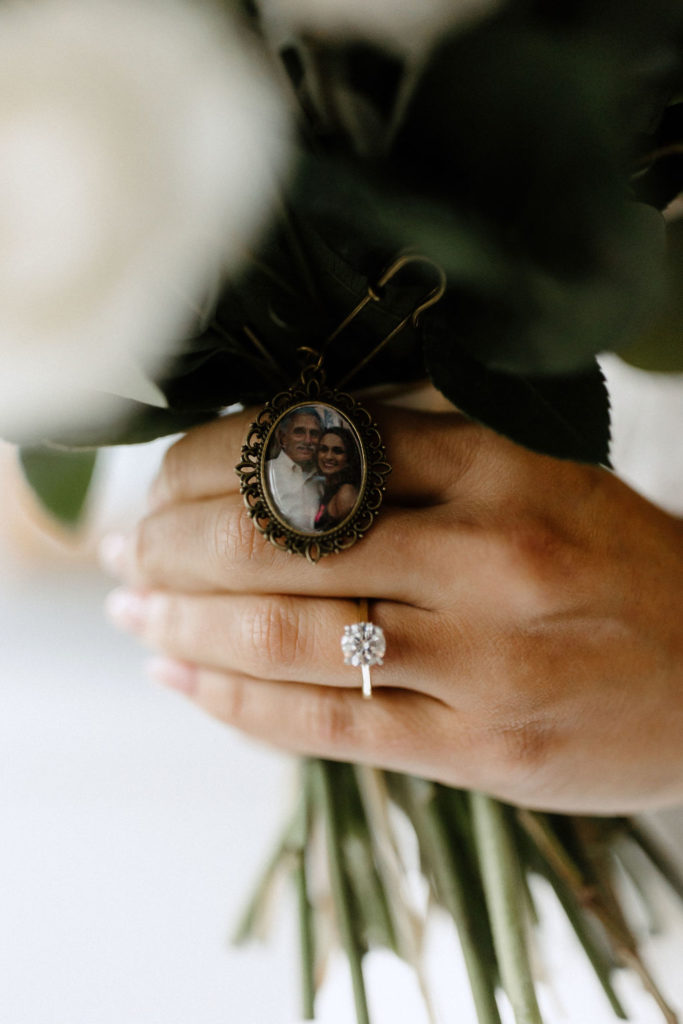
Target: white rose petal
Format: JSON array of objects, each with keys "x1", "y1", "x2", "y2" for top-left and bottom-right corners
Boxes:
[{"x1": 0, "y1": 0, "x2": 289, "y2": 437}]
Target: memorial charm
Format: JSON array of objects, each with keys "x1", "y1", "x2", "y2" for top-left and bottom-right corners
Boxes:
[
  {"x1": 235, "y1": 360, "x2": 391, "y2": 562},
  {"x1": 235, "y1": 254, "x2": 447, "y2": 561}
]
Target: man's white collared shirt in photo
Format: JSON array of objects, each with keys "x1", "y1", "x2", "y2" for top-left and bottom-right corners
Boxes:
[{"x1": 266, "y1": 450, "x2": 322, "y2": 532}]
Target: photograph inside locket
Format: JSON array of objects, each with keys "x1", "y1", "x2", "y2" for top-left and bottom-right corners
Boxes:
[{"x1": 264, "y1": 403, "x2": 363, "y2": 535}]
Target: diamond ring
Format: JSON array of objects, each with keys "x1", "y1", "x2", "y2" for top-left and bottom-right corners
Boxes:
[{"x1": 341, "y1": 598, "x2": 386, "y2": 699}]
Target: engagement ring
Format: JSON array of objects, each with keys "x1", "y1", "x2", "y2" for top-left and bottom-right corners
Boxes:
[{"x1": 341, "y1": 599, "x2": 385, "y2": 699}]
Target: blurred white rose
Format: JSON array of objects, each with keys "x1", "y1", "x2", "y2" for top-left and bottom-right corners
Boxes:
[
  {"x1": 0, "y1": 0, "x2": 289, "y2": 437},
  {"x1": 258, "y1": 0, "x2": 500, "y2": 53}
]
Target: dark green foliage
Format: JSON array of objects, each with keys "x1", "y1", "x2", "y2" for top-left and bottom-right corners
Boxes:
[
  {"x1": 13, "y1": 0, "x2": 683, "y2": 491},
  {"x1": 18, "y1": 447, "x2": 98, "y2": 526},
  {"x1": 635, "y1": 103, "x2": 683, "y2": 211},
  {"x1": 619, "y1": 218, "x2": 683, "y2": 371},
  {"x1": 423, "y1": 318, "x2": 613, "y2": 465},
  {"x1": 138, "y1": 3, "x2": 683, "y2": 463}
]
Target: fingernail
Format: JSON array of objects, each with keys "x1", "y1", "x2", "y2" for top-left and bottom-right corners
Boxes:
[
  {"x1": 98, "y1": 533, "x2": 128, "y2": 576},
  {"x1": 105, "y1": 587, "x2": 149, "y2": 631},
  {"x1": 146, "y1": 656, "x2": 197, "y2": 695}
]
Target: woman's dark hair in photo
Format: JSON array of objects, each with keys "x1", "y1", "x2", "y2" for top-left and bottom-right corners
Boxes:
[{"x1": 318, "y1": 426, "x2": 360, "y2": 488}]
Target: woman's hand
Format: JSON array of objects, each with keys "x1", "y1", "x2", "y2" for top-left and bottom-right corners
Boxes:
[{"x1": 100, "y1": 405, "x2": 683, "y2": 813}]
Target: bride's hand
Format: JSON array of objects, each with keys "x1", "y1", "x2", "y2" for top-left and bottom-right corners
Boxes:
[{"x1": 100, "y1": 406, "x2": 683, "y2": 813}]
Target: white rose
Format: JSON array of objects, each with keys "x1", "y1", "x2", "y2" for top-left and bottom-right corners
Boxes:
[
  {"x1": 0, "y1": 0, "x2": 289, "y2": 438},
  {"x1": 258, "y1": 0, "x2": 500, "y2": 53}
]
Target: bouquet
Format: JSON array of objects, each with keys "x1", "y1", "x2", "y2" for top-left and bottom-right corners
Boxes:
[{"x1": 4, "y1": 0, "x2": 683, "y2": 1021}]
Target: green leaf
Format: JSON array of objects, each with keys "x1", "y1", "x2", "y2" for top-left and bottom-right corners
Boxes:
[
  {"x1": 423, "y1": 320, "x2": 612, "y2": 465},
  {"x1": 19, "y1": 447, "x2": 98, "y2": 527},
  {"x1": 618, "y1": 325, "x2": 683, "y2": 373},
  {"x1": 479, "y1": 203, "x2": 665, "y2": 376},
  {"x1": 618, "y1": 218, "x2": 683, "y2": 371},
  {"x1": 387, "y1": 20, "x2": 669, "y2": 375}
]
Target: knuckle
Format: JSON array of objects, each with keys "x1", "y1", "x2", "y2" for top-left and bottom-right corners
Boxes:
[
  {"x1": 147, "y1": 594, "x2": 191, "y2": 652},
  {"x1": 488, "y1": 518, "x2": 571, "y2": 615},
  {"x1": 376, "y1": 514, "x2": 413, "y2": 556},
  {"x1": 485, "y1": 718, "x2": 552, "y2": 786},
  {"x1": 450, "y1": 419, "x2": 486, "y2": 485},
  {"x1": 482, "y1": 630, "x2": 556, "y2": 713},
  {"x1": 306, "y1": 692, "x2": 356, "y2": 749},
  {"x1": 428, "y1": 416, "x2": 485, "y2": 498},
  {"x1": 212, "y1": 500, "x2": 260, "y2": 569},
  {"x1": 450, "y1": 420, "x2": 515, "y2": 500},
  {"x1": 375, "y1": 517, "x2": 452, "y2": 601},
  {"x1": 241, "y1": 598, "x2": 304, "y2": 675},
  {"x1": 511, "y1": 516, "x2": 565, "y2": 568},
  {"x1": 146, "y1": 593, "x2": 177, "y2": 645}
]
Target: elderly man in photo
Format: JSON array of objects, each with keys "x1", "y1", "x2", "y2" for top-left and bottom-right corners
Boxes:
[{"x1": 266, "y1": 407, "x2": 323, "y2": 531}]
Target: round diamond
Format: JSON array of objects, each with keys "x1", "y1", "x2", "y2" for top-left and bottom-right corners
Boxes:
[{"x1": 341, "y1": 622, "x2": 386, "y2": 667}]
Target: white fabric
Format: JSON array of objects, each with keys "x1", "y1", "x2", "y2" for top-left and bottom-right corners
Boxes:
[
  {"x1": 266, "y1": 449, "x2": 322, "y2": 532},
  {"x1": 602, "y1": 354, "x2": 683, "y2": 516}
]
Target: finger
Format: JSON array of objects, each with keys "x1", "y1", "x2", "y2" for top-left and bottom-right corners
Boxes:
[
  {"x1": 106, "y1": 590, "x2": 442, "y2": 695},
  {"x1": 113, "y1": 496, "x2": 466, "y2": 604},
  {"x1": 148, "y1": 404, "x2": 484, "y2": 512},
  {"x1": 147, "y1": 658, "x2": 456, "y2": 775},
  {"x1": 147, "y1": 409, "x2": 255, "y2": 512}
]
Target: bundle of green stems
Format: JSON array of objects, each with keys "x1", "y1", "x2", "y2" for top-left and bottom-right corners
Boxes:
[{"x1": 237, "y1": 760, "x2": 683, "y2": 1024}]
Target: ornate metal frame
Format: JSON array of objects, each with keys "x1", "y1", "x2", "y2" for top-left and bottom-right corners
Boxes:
[{"x1": 235, "y1": 364, "x2": 391, "y2": 562}]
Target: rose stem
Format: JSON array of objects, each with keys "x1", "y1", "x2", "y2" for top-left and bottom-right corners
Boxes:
[{"x1": 470, "y1": 793, "x2": 544, "y2": 1024}]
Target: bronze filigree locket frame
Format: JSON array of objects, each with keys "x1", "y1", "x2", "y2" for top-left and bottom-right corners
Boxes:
[
  {"x1": 235, "y1": 362, "x2": 390, "y2": 562},
  {"x1": 235, "y1": 254, "x2": 445, "y2": 561}
]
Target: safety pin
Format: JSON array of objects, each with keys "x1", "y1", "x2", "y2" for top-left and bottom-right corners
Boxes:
[
  {"x1": 332, "y1": 253, "x2": 446, "y2": 388},
  {"x1": 243, "y1": 251, "x2": 447, "y2": 386}
]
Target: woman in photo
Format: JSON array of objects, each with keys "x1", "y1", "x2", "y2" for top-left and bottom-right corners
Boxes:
[{"x1": 313, "y1": 426, "x2": 360, "y2": 532}]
